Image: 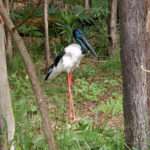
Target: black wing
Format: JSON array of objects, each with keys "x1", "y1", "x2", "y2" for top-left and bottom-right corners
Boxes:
[
  {"x1": 45, "y1": 64, "x2": 54, "y2": 80},
  {"x1": 53, "y1": 51, "x2": 65, "y2": 66},
  {"x1": 45, "y1": 51, "x2": 65, "y2": 80}
]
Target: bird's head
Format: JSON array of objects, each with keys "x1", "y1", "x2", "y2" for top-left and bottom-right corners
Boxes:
[{"x1": 73, "y1": 29, "x2": 97, "y2": 57}]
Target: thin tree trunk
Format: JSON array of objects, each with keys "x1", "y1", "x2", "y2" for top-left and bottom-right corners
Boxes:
[
  {"x1": 0, "y1": 2, "x2": 57, "y2": 150},
  {"x1": 145, "y1": 0, "x2": 150, "y2": 127},
  {"x1": 6, "y1": 29, "x2": 13, "y2": 60},
  {"x1": 0, "y1": 16, "x2": 15, "y2": 150},
  {"x1": 10, "y1": 0, "x2": 14, "y2": 10},
  {"x1": 4, "y1": 0, "x2": 13, "y2": 60},
  {"x1": 44, "y1": 0, "x2": 51, "y2": 70},
  {"x1": 120, "y1": 0, "x2": 149, "y2": 150},
  {"x1": 108, "y1": 0, "x2": 118, "y2": 56},
  {"x1": 84, "y1": 0, "x2": 91, "y2": 10}
]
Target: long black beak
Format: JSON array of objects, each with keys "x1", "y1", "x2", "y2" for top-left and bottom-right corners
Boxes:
[{"x1": 81, "y1": 36, "x2": 97, "y2": 57}]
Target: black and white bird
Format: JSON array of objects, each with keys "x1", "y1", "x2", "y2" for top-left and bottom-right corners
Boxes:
[{"x1": 45, "y1": 29, "x2": 97, "y2": 122}]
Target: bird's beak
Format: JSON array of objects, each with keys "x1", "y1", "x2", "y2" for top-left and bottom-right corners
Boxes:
[{"x1": 81, "y1": 36, "x2": 97, "y2": 57}]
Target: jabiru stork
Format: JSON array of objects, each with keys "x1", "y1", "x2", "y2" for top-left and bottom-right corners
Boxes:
[{"x1": 45, "y1": 29, "x2": 97, "y2": 122}]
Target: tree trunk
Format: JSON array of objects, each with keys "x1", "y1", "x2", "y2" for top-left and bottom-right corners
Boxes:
[
  {"x1": 145, "y1": 0, "x2": 150, "y2": 126},
  {"x1": 84, "y1": 0, "x2": 91, "y2": 10},
  {"x1": 6, "y1": 29, "x2": 13, "y2": 60},
  {"x1": 0, "y1": 16, "x2": 15, "y2": 150},
  {"x1": 0, "y1": 1, "x2": 57, "y2": 150},
  {"x1": 44, "y1": 0, "x2": 51, "y2": 70},
  {"x1": 108, "y1": 0, "x2": 118, "y2": 56},
  {"x1": 120, "y1": 0, "x2": 149, "y2": 150},
  {"x1": 4, "y1": 0, "x2": 13, "y2": 61}
]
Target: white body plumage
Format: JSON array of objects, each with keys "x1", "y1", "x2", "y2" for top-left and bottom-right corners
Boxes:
[{"x1": 47, "y1": 43, "x2": 84, "y2": 79}]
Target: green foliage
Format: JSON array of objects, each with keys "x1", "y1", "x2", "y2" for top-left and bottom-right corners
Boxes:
[
  {"x1": 55, "y1": 4, "x2": 109, "y2": 52},
  {"x1": 103, "y1": 78, "x2": 120, "y2": 88},
  {"x1": 57, "y1": 119, "x2": 124, "y2": 150},
  {"x1": 56, "y1": 11, "x2": 78, "y2": 43},
  {"x1": 55, "y1": 5, "x2": 96, "y2": 43},
  {"x1": 100, "y1": 55, "x2": 121, "y2": 73},
  {"x1": 10, "y1": 77, "x2": 47, "y2": 150},
  {"x1": 11, "y1": 0, "x2": 110, "y2": 56},
  {"x1": 26, "y1": 39, "x2": 44, "y2": 62},
  {"x1": 8, "y1": 53, "x2": 24, "y2": 73},
  {"x1": 64, "y1": 0, "x2": 83, "y2": 5},
  {"x1": 74, "y1": 78, "x2": 106, "y2": 101},
  {"x1": 18, "y1": 25, "x2": 43, "y2": 37},
  {"x1": 11, "y1": 4, "x2": 43, "y2": 20},
  {"x1": 9, "y1": 53, "x2": 47, "y2": 150},
  {"x1": 94, "y1": 94, "x2": 123, "y2": 116}
]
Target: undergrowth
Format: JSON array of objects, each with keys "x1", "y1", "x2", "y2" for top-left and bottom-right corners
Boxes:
[{"x1": 8, "y1": 51, "x2": 124, "y2": 149}]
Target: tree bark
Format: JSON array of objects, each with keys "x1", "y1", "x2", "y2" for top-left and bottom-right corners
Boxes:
[
  {"x1": 145, "y1": 0, "x2": 150, "y2": 126},
  {"x1": 44, "y1": 0, "x2": 51, "y2": 70},
  {"x1": 4, "y1": 0, "x2": 13, "y2": 61},
  {"x1": 0, "y1": 15, "x2": 15, "y2": 150},
  {"x1": 0, "y1": 1, "x2": 57, "y2": 150},
  {"x1": 84, "y1": 0, "x2": 91, "y2": 10},
  {"x1": 120, "y1": 0, "x2": 149, "y2": 150},
  {"x1": 6, "y1": 29, "x2": 13, "y2": 60},
  {"x1": 108, "y1": 0, "x2": 118, "y2": 56}
]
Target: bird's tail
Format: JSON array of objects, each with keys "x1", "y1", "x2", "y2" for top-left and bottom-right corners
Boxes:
[{"x1": 45, "y1": 64, "x2": 54, "y2": 80}]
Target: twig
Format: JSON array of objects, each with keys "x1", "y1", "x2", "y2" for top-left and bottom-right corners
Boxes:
[{"x1": 141, "y1": 65, "x2": 150, "y2": 73}]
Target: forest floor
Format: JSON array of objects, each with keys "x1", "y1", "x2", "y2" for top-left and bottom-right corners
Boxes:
[{"x1": 9, "y1": 48, "x2": 124, "y2": 149}]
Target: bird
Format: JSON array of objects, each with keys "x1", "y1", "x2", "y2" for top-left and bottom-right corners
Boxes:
[{"x1": 45, "y1": 29, "x2": 97, "y2": 122}]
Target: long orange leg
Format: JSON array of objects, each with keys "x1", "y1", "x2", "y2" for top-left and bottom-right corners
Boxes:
[{"x1": 67, "y1": 72, "x2": 76, "y2": 122}]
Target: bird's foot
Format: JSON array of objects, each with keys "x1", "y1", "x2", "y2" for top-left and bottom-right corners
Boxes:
[{"x1": 68, "y1": 113, "x2": 80, "y2": 123}]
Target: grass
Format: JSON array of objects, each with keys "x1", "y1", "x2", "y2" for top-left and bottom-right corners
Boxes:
[
  {"x1": 57, "y1": 119, "x2": 124, "y2": 150},
  {"x1": 9, "y1": 49, "x2": 124, "y2": 149}
]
